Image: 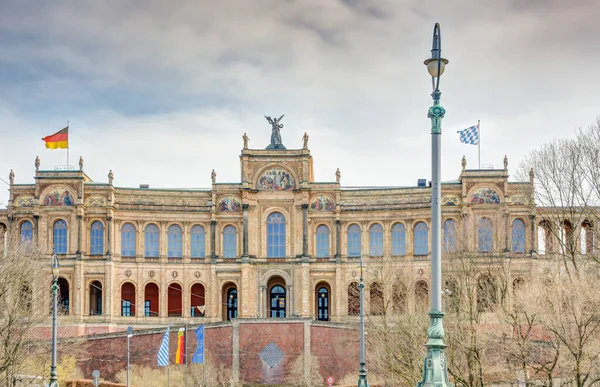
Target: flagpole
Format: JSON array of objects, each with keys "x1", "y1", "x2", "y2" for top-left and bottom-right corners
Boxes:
[
  {"x1": 184, "y1": 323, "x2": 188, "y2": 387},
  {"x1": 66, "y1": 120, "x2": 70, "y2": 168},
  {"x1": 477, "y1": 119, "x2": 481, "y2": 169}
]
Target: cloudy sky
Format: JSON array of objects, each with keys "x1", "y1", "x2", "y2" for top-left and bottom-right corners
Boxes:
[{"x1": 1, "y1": 0, "x2": 599, "y2": 206}]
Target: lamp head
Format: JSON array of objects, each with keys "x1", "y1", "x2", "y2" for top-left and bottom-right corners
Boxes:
[
  {"x1": 51, "y1": 254, "x2": 60, "y2": 280},
  {"x1": 424, "y1": 23, "x2": 449, "y2": 87}
]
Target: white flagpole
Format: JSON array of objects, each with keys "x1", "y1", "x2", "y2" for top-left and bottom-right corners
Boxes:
[
  {"x1": 66, "y1": 120, "x2": 70, "y2": 168},
  {"x1": 477, "y1": 119, "x2": 481, "y2": 169}
]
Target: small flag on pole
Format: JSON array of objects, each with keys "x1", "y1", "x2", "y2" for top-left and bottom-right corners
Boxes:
[
  {"x1": 457, "y1": 124, "x2": 479, "y2": 145},
  {"x1": 175, "y1": 327, "x2": 186, "y2": 364},
  {"x1": 192, "y1": 325, "x2": 205, "y2": 364},
  {"x1": 42, "y1": 127, "x2": 69, "y2": 149},
  {"x1": 157, "y1": 327, "x2": 170, "y2": 367}
]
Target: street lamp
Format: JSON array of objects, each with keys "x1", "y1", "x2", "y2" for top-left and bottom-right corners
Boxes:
[
  {"x1": 49, "y1": 253, "x2": 60, "y2": 387},
  {"x1": 357, "y1": 255, "x2": 368, "y2": 387},
  {"x1": 417, "y1": 23, "x2": 453, "y2": 387}
]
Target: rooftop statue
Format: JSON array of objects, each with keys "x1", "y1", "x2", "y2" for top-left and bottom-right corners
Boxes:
[{"x1": 265, "y1": 114, "x2": 286, "y2": 149}]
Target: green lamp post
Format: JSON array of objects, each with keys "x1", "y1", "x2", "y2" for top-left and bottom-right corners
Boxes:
[{"x1": 417, "y1": 23, "x2": 453, "y2": 387}]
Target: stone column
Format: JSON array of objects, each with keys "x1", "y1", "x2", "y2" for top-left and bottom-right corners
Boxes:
[
  {"x1": 242, "y1": 204, "x2": 249, "y2": 259},
  {"x1": 335, "y1": 220, "x2": 341, "y2": 261},
  {"x1": 107, "y1": 216, "x2": 113, "y2": 256},
  {"x1": 211, "y1": 220, "x2": 217, "y2": 262},
  {"x1": 287, "y1": 285, "x2": 294, "y2": 317},
  {"x1": 77, "y1": 215, "x2": 83, "y2": 255},
  {"x1": 260, "y1": 285, "x2": 266, "y2": 318},
  {"x1": 302, "y1": 204, "x2": 309, "y2": 259},
  {"x1": 6, "y1": 216, "x2": 13, "y2": 243},
  {"x1": 33, "y1": 215, "x2": 40, "y2": 245}
]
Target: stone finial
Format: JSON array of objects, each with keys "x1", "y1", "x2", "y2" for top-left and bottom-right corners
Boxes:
[
  {"x1": 108, "y1": 170, "x2": 114, "y2": 185},
  {"x1": 302, "y1": 132, "x2": 309, "y2": 150},
  {"x1": 335, "y1": 168, "x2": 341, "y2": 183},
  {"x1": 211, "y1": 169, "x2": 216, "y2": 184},
  {"x1": 9, "y1": 169, "x2": 14, "y2": 185},
  {"x1": 503, "y1": 155, "x2": 508, "y2": 170},
  {"x1": 79, "y1": 156, "x2": 84, "y2": 171},
  {"x1": 461, "y1": 155, "x2": 467, "y2": 171},
  {"x1": 529, "y1": 168, "x2": 534, "y2": 184},
  {"x1": 243, "y1": 132, "x2": 249, "y2": 149},
  {"x1": 35, "y1": 156, "x2": 40, "y2": 172}
]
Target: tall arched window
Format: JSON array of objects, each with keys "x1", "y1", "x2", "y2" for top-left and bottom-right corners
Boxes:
[
  {"x1": 369, "y1": 224, "x2": 384, "y2": 257},
  {"x1": 53, "y1": 220, "x2": 68, "y2": 254},
  {"x1": 348, "y1": 282, "x2": 360, "y2": 315},
  {"x1": 512, "y1": 219, "x2": 526, "y2": 253},
  {"x1": 144, "y1": 224, "x2": 159, "y2": 258},
  {"x1": 392, "y1": 280, "x2": 407, "y2": 313},
  {"x1": 20, "y1": 221, "x2": 33, "y2": 243},
  {"x1": 391, "y1": 223, "x2": 406, "y2": 257},
  {"x1": 168, "y1": 225, "x2": 182, "y2": 258},
  {"x1": 477, "y1": 275, "x2": 497, "y2": 312},
  {"x1": 347, "y1": 224, "x2": 361, "y2": 257},
  {"x1": 269, "y1": 285, "x2": 286, "y2": 318},
  {"x1": 581, "y1": 221, "x2": 594, "y2": 255},
  {"x1": 414, "y1": 222, "x2": 428, "y2": 256},
  {"x1": 316, "y1": 225, "x2": 330, "y2": 258},
  {"x1": 121, "y1": 223, "x2": 136, "y2": 257},
  {"x1": 370, "y1": 282, "x2": 384, "y2": 316},
  {"x1": 223, "y1": 226, "x2": 237, "y2": 258},
  {"x1": 90, "y1": 221, "x2": 104, "y2": 255},
  {"x1": 121, "y1": 282, "x2": 136, "y2": 317},
  {"x1": 317, "y1": 286, "x2": 330, "y2": 321},
  {"x1": 538, "y1": 220, "x2": 553, "y2": 254},
  {"x1": 267, "y1": 213, "x2": 286, "y2": 258},
  {"x1": 225, "y1": 287, "x2": 238, "y2": 320},
  {"x1": 443, "y1": 219, "x2": 457, "y2": 253},
  {"x1": 191, "y1": 225, "x2": 206, "y2": 258},
  {"x1": 478, "y1": 218, "x2": 493, "y2": 253}
]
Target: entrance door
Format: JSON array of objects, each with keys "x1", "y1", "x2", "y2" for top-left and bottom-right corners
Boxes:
[{"x1": 270, "y1": 285, "x2": 286, "y2": 318}]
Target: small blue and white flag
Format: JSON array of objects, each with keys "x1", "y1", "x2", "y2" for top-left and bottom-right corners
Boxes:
[
  {"x1": 457, "y1": 124, "x2": 479, "y2": 145},
  {"x1": 192, "y1": 325, "x2": 205, "y2": 364},
  {"x1": 157, "y1": 327, "x2": 170, "y2": 367}
]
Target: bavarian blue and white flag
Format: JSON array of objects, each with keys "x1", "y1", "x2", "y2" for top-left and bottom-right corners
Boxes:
[
  {"x1": 157, "y1": 327, "x2": 170, "y2": 367},
  {"x1": 192, "y1": 325, "x2": 205, "y2": 364},
  {"x1": 457, "y1": 124, "x2": 479, "y2": 145}
]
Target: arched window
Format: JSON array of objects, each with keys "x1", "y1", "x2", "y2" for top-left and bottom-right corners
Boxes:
[
  {"x1": 191, "y1": 225, "x2": 206, "y2": 258},
  {"x1": 317, "y1": 286, "x2": 329, "y2": 321},
  {"x1": 224, "y1": 286, "x2": 238, "y2": 321},
  {"x1": 478, "y1": 218, "x2": 493, "y2": 253},
  {"x1": 90, "y1": 221, "x2": 104, "y2": 255},
  {"x1": 168, "y1": 283, "x2": 182, "y2": 317},
  {"x1": 391, "y1": 223, "x2": 406, "y2": 257},
  {"x1": 348, "y1": 282, "x2": 360, "y2": 315},
  {"x1": 414, "y1": 222, "x2": 428, "y2": 256},
  {"x1": 347, "y1": 224, "x2": 361, "y2": 257},
  {"x1": 370, "y1": 282, "x2": 384, "y2": 316},
  {"x1": 415, "y1": 280, "x2": 429, "y2": 312},
  {"x1": 121, "y1": 223, "x2": 136, "y2": 257},
  {"x1": 369, "y1": 224, "x2": 383, "y2": 257},
  {"x1": 392, "y1": 280, "x2": 407, "y2": 313},
  {"x1": 269, "y1": 285, "x2": 286, "y2": 318},
  {"x1": 512, "y1": 219, "x2": 526, "y2": 253},
  {"x1": 144, "y1": 224, "x2": 159, "y2": 258},
  {"x1": 267, "y1": 213, "x2": 286, "y2": 258},
  {"x1": 443, "y1": 219, "x2": 457, "y2": 253},
  {"x1": 20, "y1": 221, "x2": 33, "y2": 243},
  {"x1": 223, "y1": 226, "x2": 237, "y2": 258},
  {"x1": 316, "y1": 225, "x2": 330, "y2": 258},
  {"x1": 561, "y1": 220, "x2": 574, "y2": 254},
  {"x1": 144, "y1": 283, "x2": 159, "y2": 317},
  {"x1": 53, "y1": 220, "x2": 68, "y2": 254},
  {"x1": 168, "y1": 225, "x2": 182, "y2": 258},
  {"x1": 190, "y1": 283, "x2": 205, "y2": 317},
  {"x1": 89, "y1": 281, "x2": 103, "y2": 316},
  {"x1": 538, "y1": 220, "x2": 553, "y2": 254},
  {"x1": 58, "y1": 277, "x2": 70, "y2": 315},
  {"x1": 477, "y1": 275, "x2": 497, "y2": 312},
  {"x1": 581, "y1": 221, "x2": 594, "y2": 255},
  {"x1": 121, "y1": 282, "x2": 136, "y2": 317}
]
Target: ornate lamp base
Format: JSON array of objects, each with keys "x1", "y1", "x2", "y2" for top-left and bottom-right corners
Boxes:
[{"x1": 417, "y1": 311, "x2": 453, "y2": 387}]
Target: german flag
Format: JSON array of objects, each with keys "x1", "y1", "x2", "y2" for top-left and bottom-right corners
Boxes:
[
  {"x1": 42, "y1": 127, "x2": 68, "y2": 149},
  {"x1": 175, "y1": 328, "x2": 186, "y2": 364}
]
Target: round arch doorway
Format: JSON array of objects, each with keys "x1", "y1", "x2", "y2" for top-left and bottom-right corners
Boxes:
[{"x1": 268, "y1": 276, "x2": 286, "y2": 318}]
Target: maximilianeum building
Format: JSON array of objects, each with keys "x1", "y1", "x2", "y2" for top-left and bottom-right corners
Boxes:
[{"x1": 0, "y1": 133, "x2": 542, "y2": 332}]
